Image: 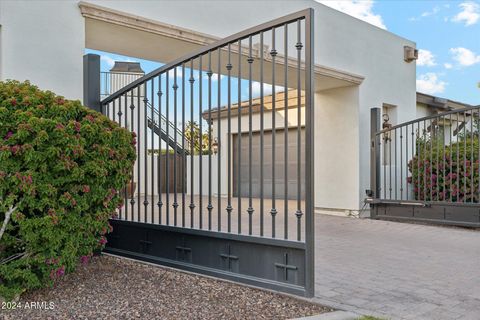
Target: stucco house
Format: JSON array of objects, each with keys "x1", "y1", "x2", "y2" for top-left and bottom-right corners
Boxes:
[
  {"x1": 1, "y1": 0, "x2": 474, "y2": 218},
  {"x1": 192, "y1": 88, "x2": 471, "y2": 214},
  {"x1": 0, "y1": 0, "x2": 416, "y2": 218},
  {"x1": 2, "y1": 0, "x2": 478, "y2": 300}
]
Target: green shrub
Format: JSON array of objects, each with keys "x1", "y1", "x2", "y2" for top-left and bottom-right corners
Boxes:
[
  {"x1": 0, "y1": 80, "x2": 136, "y2": 300},
  {"x1": 408, "y1": 136, "x2": 480, "y2": 202}
]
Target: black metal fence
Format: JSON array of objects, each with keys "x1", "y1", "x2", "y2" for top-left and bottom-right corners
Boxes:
[
  {"x1": 100, "y1": 9, "x2": 315, "y2": 297},
  {"x1": 370, "y1": 106, "x2": 480, "y2": 227}
]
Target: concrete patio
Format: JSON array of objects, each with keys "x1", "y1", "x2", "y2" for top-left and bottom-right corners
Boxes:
[{"x1": 315, "y1": 215, "x2": 480, "y2": 320}]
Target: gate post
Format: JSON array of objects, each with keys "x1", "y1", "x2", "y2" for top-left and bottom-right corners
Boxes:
[
  {"x1": 370, "y1": 108, "x2": 381, "y2": 218},
  {"x1": 304, "y1": 8, "x2": 315, "y2": 298},
  {"x1": 83, "y1": 54, "x2": 101, "y2": 113}
]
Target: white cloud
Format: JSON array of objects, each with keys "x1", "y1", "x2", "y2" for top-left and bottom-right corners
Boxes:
[
  {"x1": 452, "y1": 1, "x2": 480, "y2": 26},
  {"x1": 450, "y1": 47, "x2": 480, "y2": 66},
  {"x1": 417, "y1": 49, "x2": 437, "y2": 67},
  {"x1": 100, "y1": 54, "x2": 139, "y2": 71},
  {"x1": 421, "y1": 6, "x2": 440, "y2": 17},
  {"x1": 410, "y1": 6, "x2": 441, "y2": 21},
  {"x1": 416, "y1": 73, "x2": 447, "y2": 94},
  {"x1": 316, "y1": 0, "x2": 386, "y2": 29},
  {"x1": 444, "y1": 63, "x2": 453, "y2": 69},
  {"x1": 100, "y1": 55, "x2": 115, "y2": 69},
  {"x1": 251, "y1": 82, "x2": 284, "y2": 97}
]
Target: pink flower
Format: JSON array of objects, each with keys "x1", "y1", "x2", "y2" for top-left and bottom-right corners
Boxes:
[
  {"x1": 74, "y1": 121, "x2": 81, "y2": 132},
  {"x1": 99, "y1": 237, "x2": 107, "y2": 246},
  {"x1": 82, "y1": 185, "x2": 90, "y2": 193},
  {"x1": 56, "y1": 123, "x2": 64, "y2": 130},
  {"x1": 80, "y1": 255, "x2": 90, "y2": 265},
  {"x1": 56, "y1": 266, "x2": 65, "y2": 277},
  {"x1": 4, "y1": 131, "x2": 13, "y2": 140},
  {"x1": 10, "y1": 145, "x2": 20, "y2": 155}
]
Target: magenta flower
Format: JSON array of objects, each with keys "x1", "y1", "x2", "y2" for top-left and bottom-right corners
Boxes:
[
  {"x1": 56, "y1": 266, "x2": 65, "y2": 277},
  {"x1": 80, "y1": 255, "x2": 90, "y2": 265},
  {"x1": 74, "y1": 121, "x2": 81, "y2": 132},
  {"x1": 10, "y1": 145, "x2": 20, "y2": 155},
  {"x1": 99, "y1": 237, "x2": 107, "y2": 245},
  {"x1": 4, "y1": 131, "x2": 13, "y2": 140}
]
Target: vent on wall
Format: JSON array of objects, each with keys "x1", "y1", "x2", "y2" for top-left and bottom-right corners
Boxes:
[{"x1": 404, "y1": 46, "x2": 418, "y2": 63}]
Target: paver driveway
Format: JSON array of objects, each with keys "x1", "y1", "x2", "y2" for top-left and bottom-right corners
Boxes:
[{"x1": 314, "y1": 215, "x2": 480, "y2": 320}]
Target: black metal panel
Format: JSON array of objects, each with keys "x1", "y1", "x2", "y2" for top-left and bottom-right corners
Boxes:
[
  {"x1": 105, "y1": 219, "x2": 307, "y2": 296},
  {"x1": 373, "y1": 203, "x2": 480, "y2": 228}
]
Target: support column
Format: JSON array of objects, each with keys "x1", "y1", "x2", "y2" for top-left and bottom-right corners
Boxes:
[{"x1": 83, "y1": 54, "x2": 101, "y2": 113}]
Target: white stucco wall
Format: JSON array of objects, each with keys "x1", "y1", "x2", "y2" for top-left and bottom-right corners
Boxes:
[
  {"x1": 0, "y1": 0, "x2": 417, "y2": 214},
  {"x1": 0, "y1": 1, "x2": 85, "y2": 100}
]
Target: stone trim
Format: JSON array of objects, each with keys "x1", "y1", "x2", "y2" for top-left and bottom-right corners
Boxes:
[{"x1": 78, "y1": 1, "x2": 364, "y2": 85}]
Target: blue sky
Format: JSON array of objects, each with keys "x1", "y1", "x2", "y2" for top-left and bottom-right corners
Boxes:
[
  {"x1": 318, "y1": 0, "x2": 480, "y2": 105},
  {"x1": 87, "y1": 0, "x2": 479, "y2": 106}
]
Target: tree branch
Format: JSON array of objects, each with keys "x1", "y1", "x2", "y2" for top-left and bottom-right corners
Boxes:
[{"x1": 0, "y1": 206, "x2": 16, "y2": 242}]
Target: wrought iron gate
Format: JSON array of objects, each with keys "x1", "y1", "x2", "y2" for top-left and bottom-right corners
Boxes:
[
  {"x1": 369, "y1": 106, "x2": 480, "y2": 228},
  {"x1": 100, "y1": 9, "x2": 315, "y2": 297}
]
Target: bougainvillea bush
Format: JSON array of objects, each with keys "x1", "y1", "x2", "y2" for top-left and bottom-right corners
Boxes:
[
  {"x1": 0, "y1": 80, "x2": 136, "y2": 300},
  {"x1": 408, "y1": 136, "x2": 479, "y2": 202}
]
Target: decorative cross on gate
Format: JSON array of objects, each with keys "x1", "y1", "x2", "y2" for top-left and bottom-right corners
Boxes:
[
  {"x1": 175, "y1": 237, "x2": 192, "y2": 262},
  {"x1": 139, "y1": 237, "x2": 152, "y2": 254},
  {"x1": 220, "y1": 244, "x2": 238, "y2": 271},
  {"x1": 275, "y1": 253, "x2": 298, "y2": 281}
]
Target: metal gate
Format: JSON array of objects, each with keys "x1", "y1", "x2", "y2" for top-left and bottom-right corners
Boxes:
[
  {"x1": 369, "y1": 106, "x2": 480, "y2": 227},
  {"x1": 100, "y1": 9, "x2": 315, "y2": 297}
]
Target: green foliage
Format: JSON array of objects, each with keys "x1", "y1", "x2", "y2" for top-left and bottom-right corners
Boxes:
[
  {"x1": 408, "y1": 134, "x2": 480, "y2": 202},
  {"x1": 147, "y1": 149, "x2": 175, "y2": 155},
  {"x1": 184, "y1": 121, "x2": 212, "y2": 155},
  {"x1": 0, "y1": 80, "x2": 136, "y2": 300}
]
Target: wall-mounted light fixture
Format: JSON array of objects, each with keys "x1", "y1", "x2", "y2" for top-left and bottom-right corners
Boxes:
[
  {"x1": 383, "y1": 113, "x2": 392, "y2": 141},
  {"x1": 212, "y1": 138, "x2": 219, "y2": 155}
]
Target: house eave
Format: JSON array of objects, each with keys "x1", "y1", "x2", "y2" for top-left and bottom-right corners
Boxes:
[{"x1": 79, "y1": 1, "x2": 364, "y2": 89}]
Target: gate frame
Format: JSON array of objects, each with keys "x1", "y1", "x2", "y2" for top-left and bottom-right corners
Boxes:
[
  {"x1": 95, "y1": 8, "x2": 316, "y2": 298},
  {"x1": 369, "y1": 107, "x2": 480, "y2": 228}
]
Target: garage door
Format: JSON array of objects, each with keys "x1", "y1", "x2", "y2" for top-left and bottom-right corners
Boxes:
[{"x1": 233, "y1": 128, "x2": 305, "y2": 200}]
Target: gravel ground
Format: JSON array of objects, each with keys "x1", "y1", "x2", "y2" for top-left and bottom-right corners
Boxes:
[{"x1": 2, "y1": 255, "x2": 331, "y2": 320}]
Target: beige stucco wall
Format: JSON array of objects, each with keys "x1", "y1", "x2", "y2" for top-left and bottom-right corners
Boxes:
[{"x1": 315, "y1": 86, "x2": 360, "y2": 212}]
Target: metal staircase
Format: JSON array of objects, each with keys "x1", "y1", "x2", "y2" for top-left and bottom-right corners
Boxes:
[
  {"x1": 146, "y1": 101, "x2": 190, "y2": 155},
  {"x1": 101, "y1": 70, "x2": 189, "y2": 155}
]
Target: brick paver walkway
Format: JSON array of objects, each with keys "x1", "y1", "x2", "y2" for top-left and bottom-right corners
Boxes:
[{"x1": 314, "y1": 215, "x2": 480, "y2": 320}]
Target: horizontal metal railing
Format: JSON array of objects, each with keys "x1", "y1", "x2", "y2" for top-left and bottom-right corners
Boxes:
[
  {"x1": 100, "y1": 9, "x2": 313, "y2": 243},
  {"x1": 101, "y1": 71, "x2": 144, "y2": 99},
  {"x1": 372, "y1": 105, "x2": 480, "y2": 205}
]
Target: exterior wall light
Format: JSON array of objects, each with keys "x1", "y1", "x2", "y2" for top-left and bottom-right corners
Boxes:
[
  {"x1": 212, "y1": 138, "x2": 219, "y2": 155},
  {"x1": 382, "y1": 113, "x2": 392, "y2": 141}
]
